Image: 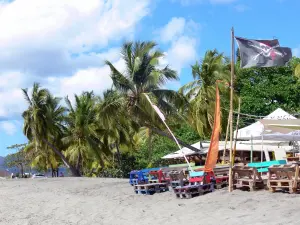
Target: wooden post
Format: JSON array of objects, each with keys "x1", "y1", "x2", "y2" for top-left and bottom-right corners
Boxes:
[
  {"x1": 222, "y1": 114, "x2": 230, "y2": 164},
  {"x1": 232, "y1": 98, "x2": 241, "y2": 165},
  {"x1": 228, "y1": 27, "x2": 235, "y2": 192}
]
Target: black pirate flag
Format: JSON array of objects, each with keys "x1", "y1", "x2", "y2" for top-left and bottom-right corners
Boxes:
[{"x1": 235, "y1": 37, "x2": 292, "y2": 68}]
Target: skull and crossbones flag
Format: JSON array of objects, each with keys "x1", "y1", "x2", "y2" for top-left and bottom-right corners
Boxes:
[{"x1": 235, "y1": 37, "x2": 292, "y2": 68}]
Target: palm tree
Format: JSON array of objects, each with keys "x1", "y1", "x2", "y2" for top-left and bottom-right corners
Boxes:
[
  {"x1": 179, "y1": 49, "x2": 231, "y2": 137},
  {"x1": 63, "y1": 92, "x2": 112, "y2": 175},
  {"x1": 105, "y1": 41, "x2": 199, "y2": 151},
  {"x1": 22, "y1": 83, "x2": 80, "y2": 176},
  {"x1": 96, "y1": 89, "x2": 140, "y2": 167}
]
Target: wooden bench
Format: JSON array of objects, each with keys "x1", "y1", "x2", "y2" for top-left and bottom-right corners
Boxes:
[
  {"x1": 168, "y1": 170, "x2": 188, "y2": 188},
  {"x1": 134, "y1": 183, "x2": 169, "y2": 195},
  {"x1": 247, "y1": 160, "x2": 286, "y2": 173},
  {"x1": 268, "y1": 164, "x2": 300, "y2": 193},
  {"x1": 232, "y1": 166, "x2": 265, "y2": 191}
]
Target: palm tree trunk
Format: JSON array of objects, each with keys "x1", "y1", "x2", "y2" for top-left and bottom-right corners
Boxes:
[
  {"x1": 115, "y1": 143, "x2": 122, "y2": 168},
  {"x1": 76, "y1": 154, "x2": 82, "y2": 173},
  {"x1": 149, "y1": 127, "x2": 202, "y2": 152},
  {"x1": 20, "y1": 163, "x2": 24, "y2": 178},
  {"x1": 148, "y1": 130, "x2": 152, "y2": 162},
  {"x1": 42, "y1": 138, "x2": 81, "y2": 177}
]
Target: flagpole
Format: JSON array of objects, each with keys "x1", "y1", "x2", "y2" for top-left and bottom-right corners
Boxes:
[
  {"x1": 228, "y1": 27, "x2": 235, "y2": 192},
  {"x1": 143, "y1": 94, "x2": 193, "y2": 172}
]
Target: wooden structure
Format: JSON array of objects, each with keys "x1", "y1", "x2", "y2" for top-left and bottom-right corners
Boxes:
[
  {"x1": 173, "y1": 183, "x2": 214, "y2": 199},
  {"x1": 247, "y1": 160, "x2": 286, "y2": 173},
  {"x1": 134, "y1": 183, "x2": 169, "y2": 195},
  {"x1": 173, "y1": 171, "x2": 215, "y2": 199},
  {"x1": 148, "y1": 170, "x2": 169, "y2": 184},
  {"x1": 268, "y1": 164, "x2": 300, "y2": 193},
  {"x1": 168, "y1": 170, "x2": 188, "y2": 188},
  {"x1": 195, "y1": 166, "x2": 229, "y2": 189},
  {"x1": 232, "y1": 166, "x2": 264, "y2": 191}
]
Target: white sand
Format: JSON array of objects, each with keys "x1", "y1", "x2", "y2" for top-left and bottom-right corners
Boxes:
[{"x1": 0, "y1": 178, "x2": 299, "y2": 225}]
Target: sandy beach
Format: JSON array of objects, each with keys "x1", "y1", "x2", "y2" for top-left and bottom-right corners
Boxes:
[{"x1": 0, "y1": 178, "x2": 299, "y2": 225}]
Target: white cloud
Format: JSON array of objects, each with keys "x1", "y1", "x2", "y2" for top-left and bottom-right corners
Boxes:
[
  {"x1": 166, "y1": 37, "x2": 198, "y2": 72},
  {"x1": 293, "y1": 46, "x2": 300, "y2": 57},
  {"x1": 0, "y1": 121, "x2": 17, "y2": 135},
  {"x1": 159, "y1": 17, "x2": 186, "y2": 43},
  {"x1": 158, "y1": 17, "x2": 199, "y2": 74},
  {"x1": 46, "y1": 59, "x2": 125, "y2": 100},
  {"x1": 0, "y1": 0, "x2": 150, "y2": 75},
  {"x1": 0, "y1": 0, "x2": 150, "y2": 120}
]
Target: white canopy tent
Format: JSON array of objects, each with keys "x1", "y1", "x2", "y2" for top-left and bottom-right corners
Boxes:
[
  {"x1": 250, "y1": 119, "x2": 300, "y2": 142},
  {"x1": 235, "y1": 108, "x2": 296, "y2": 140},
  {"x1": 162, "y1": 108, "x2": 297, "y2": 160},
  {"x1": 162, "y1": 140, "x2": 293, "y2": 159}
]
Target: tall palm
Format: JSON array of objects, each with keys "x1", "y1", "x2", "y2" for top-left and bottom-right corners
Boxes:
[
  {"x1": 179, "y1": 49, "x2": 230, "y2": 137},
  {"x1": 22, "y1": 83, "x2": 80, "y2": 176},
  {"x1": 105, "y1": 42, "x2": 201, "y2": 152},
  {"x1": 63, "y1": 92, "x2": 112, "y2": 174},
  {"x1": 96, "y1": 89, "x2": 139, "y2": 167},
  {"x1": 105, "y1": 41, "x2": 183, "y2": 127}
]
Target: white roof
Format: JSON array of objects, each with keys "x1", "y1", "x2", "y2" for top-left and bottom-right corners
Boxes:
[
  {"x1": 162, "y1": 140, "x2": 294, "y2": 159},
  {"x1": 235, "y1": 108, "x2": 296, "y2": 139}
]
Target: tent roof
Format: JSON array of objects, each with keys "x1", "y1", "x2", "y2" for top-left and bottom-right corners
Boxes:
[
  {"x1": 260, "y1": 119, "x2": 300, "y2": 133},
  {"x1": 162, "y1": 140, "x2": 294, "y2": 159},
  {"x1": 235, "y1": 108, "x2": 296, "y2": 139}
]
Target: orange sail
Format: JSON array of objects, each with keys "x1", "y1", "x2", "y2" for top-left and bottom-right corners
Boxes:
[{"x1": 204, "y1": 83, "x2": 221, "y2": 172}]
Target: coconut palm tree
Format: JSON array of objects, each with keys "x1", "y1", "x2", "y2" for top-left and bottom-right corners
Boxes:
[
  {"x1": 105, "y1": 41, "x2": 184, "y2": 126},
  {"x1": 63, "y1": 92, "x2": 113, "y2": 174},
  {"x1": 105, "y1": 41, "x2": 200, "y2": 151},
  {"x1": 179, "y1": 49, "x2": 231, "y2": 137},
  {"x1": 95, "y1": 89, "x2": 139, "y2": 167},
  {"x1": 22, "y1": 83, "x2": 80, "y2": 176}
]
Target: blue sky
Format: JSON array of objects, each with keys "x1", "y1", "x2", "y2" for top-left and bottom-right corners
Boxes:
[{"x1": 0, "y1": 0, "x2": 299, "y2": 156}]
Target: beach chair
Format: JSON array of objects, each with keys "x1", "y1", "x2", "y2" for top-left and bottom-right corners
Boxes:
[
  {"x1": 129, "y1": 170, "x2": 148, "y2": 185},
  {"x1": 247, "y1": 160, "x2": 286, "y2": 173},
  {"x1": 173, "y1": 171, "x2": 214, "y2": 199},
  {"x1": 194, "y1": 165, "x2": 229, "y2": 189},
  {"x1": 232, "y1": 166, "x2": 264, "y2": 191},
  {"x1": 148, "y1": 169, "x2": 169, "y2": 184},
  {"x1": 267, "y1": 164, "x2": 300, "y2": 193},
  {"x1": 168, "y1": 170, "x2": 188, "y2": 188}
]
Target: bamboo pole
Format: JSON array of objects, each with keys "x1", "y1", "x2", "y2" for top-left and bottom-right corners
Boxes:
[
  {"x1": 228, "y1": 27, "x2": 235, "y2": 192},
  {"x1": 222, "y1": 114, "x2": 230, "y2": 164},
  {"x1": 232, "y1": 98, "x2": 241, "y2": 165}
]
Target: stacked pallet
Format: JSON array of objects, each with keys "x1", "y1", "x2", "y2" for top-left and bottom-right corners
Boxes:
[
  {"x1": 134, "y1": 183, "x2": 169, "y2": 195},
  {"x1": 268, "y1": 164, "x2": 300, "y2": 194}
]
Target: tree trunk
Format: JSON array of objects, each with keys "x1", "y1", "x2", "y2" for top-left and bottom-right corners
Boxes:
[
  {"x1": 115, "y1": 143, "x2": 122, "y2": 168},
  {"x1": 148, "y1": 130, "x2": 152, "y2": 162},
  {"x1": 76, "y1": 153, "x2": 82, "y2": 174},
  {"x1": 149, "y1": 127, "x2": 202, "y2": 152},
  {"x1": 42, "y1": 138, "x2": 81, "y2": 177},
  {"x1": 20, "y1": 164, "x2": 24, "y2": 178},
  {"x1": 57, "y1": 168, "x2": 59, "y2": 177}
]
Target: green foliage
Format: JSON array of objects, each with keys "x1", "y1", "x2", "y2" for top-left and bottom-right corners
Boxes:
[
  {"x1": 5, "y1": 144, "x2": 29, "y2": 177},
  {"x1": 180, "y1": 49, "x2": 231, "y2": 138},
  {"x1": 133, "y1": 124, "x2": 199, "y2": 169},
  {"x1": 236, "y1": 63, "x2": 300, "y2": 126}
]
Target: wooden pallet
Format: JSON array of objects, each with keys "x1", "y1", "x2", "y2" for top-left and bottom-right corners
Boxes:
[
  {"x1": 174, "y1": 183, "x2": 214, "y2": 199},
  {"x1": 268, "y1": 164, "x2": 300, "y2": 193},
  {"x1": 134, "y1": 183, "x2": 169, "y2": 195},
  {"x1": 232, "y1": 166, "x2": 264, "y2": 191},
  {"x1": 170, "y1": 180, "x2": 189, "y2": 189},
  {"x1": 215, "y1": 176, "x2": 229, "y2": 189}
]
